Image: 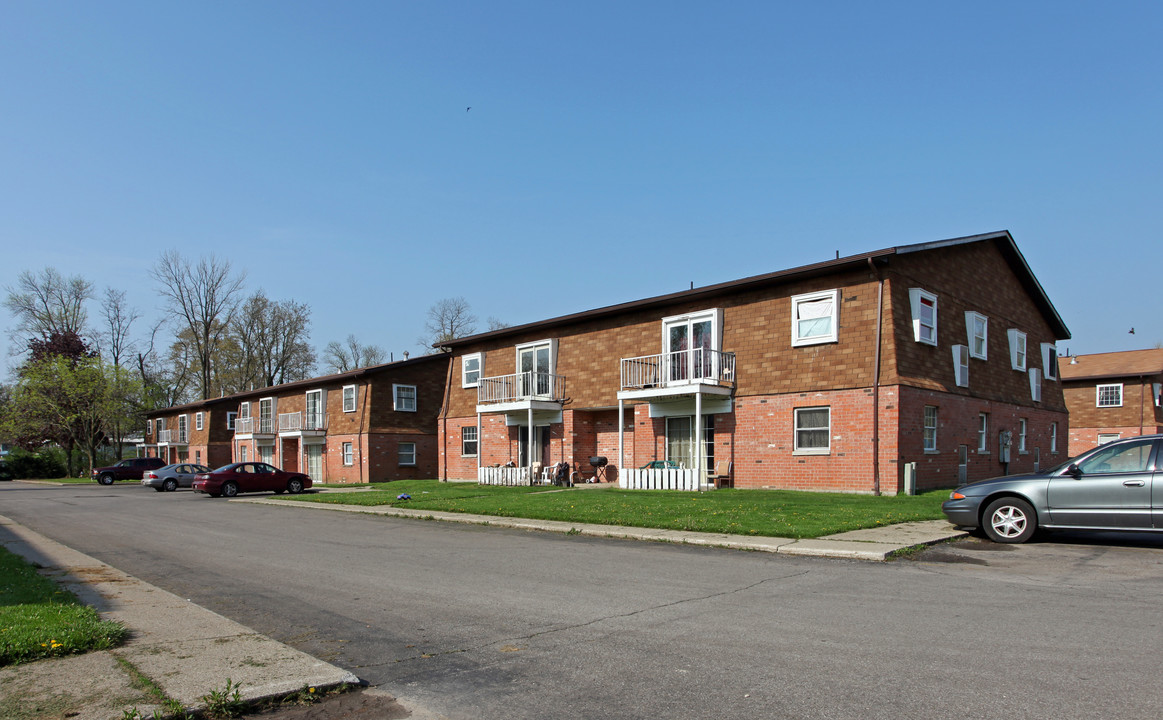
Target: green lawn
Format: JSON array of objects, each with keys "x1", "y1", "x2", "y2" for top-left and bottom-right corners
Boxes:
[
  {"x1": 295, "y1": 479, "x2": 949, "y2": 539},
  {"x1": 0, "y1": 548, "x2": 127, "y2": 666}
]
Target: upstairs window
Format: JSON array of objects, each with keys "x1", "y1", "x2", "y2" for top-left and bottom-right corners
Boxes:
[
  {"x1": 343, "y1": 384, "x2": 357, "y2": 413},
  {"x1": 195, "y1": 412, "x2": 204, "y2": 431},
  {"x1": 226, "y1": 412, "x2": 237, "y2": 430},
  {"x1": 147, "y1": 419, "x2": 153, "y2": 435},
  {"x1": 965, "y1": 312, "x2": 988, "y2": 360},
  {"x1": 909, "y1": 288, "x2": 938, "y2": 346},
  {"x1": 1007, "y1": 329, "x2": 1027, "y2": 371},
  {"x1": 393, "y1": 384, "x2": 417, "y2": 412},
  {"x1": 462, "y1": 353, "x2": 482, "y2": 388},
  {"x1": 1029, "y1": 368, "x2": 1042, "y2": 402},
  {"x1": 239, "y1": 402, "x2": 250, "y2": 420},
  {"x1": 791, "y1": 290, "x2": 839, "y2": 346},
  {"x1": 1041, "y1": 343, "x2": 1058, "y2": 381},
  {"x1": 952, "y1": 345, "x2": 969, "y2": 387},
  {"x1": 1097, "y1": 383, "x2": 1123, "y2": 407}
]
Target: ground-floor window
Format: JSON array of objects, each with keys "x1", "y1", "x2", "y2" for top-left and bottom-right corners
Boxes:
[
  {"x1": 923, "y1": 406, "x2": 937, "y2": 451},
  {"x1": 1097, "y1": 433, "x2": 1121, "y2": 445},
  {"x1": 195, "y1": 450, "x2": 201, "y2": 465},
  {"x1": 1050, "y1": 422, "x2": 1058, "y2": 453},
  {"x1": 399, "y1": 442, "x2": 416, "y2": 466},
  {"x1": 977, "y1": 413, "x2": 989, "y2": 452},
  {"x1": 342, "y1": 442, "x2": 354, "y2": 466},
  {"x1": 1018, "y1": 418, "x2": 1028, "y2": 453},
  {"x1": 462, "y1": 426, "x2": 478, "y2": 456},
  {"x1": 794, "y1": 407, "x2": 830, "y2": 454},
  {"x1": 259, "y1": 445, "x2": 274, "y2": 466},
  {"x1": 239, "y1": 445, "x2": 248, "y2": 462}
]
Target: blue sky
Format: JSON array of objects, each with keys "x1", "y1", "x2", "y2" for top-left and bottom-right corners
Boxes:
[{"x1": 2, "y1": 1, "x2": 1160, "y2": 370}]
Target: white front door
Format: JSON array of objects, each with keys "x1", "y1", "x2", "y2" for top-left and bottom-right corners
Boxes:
[
  {"x1": 260, "y1": 445, "x2": 274, "y2": 466},
  {"x1": 665, "y1": 316, "x2": 715, "y2": 382},
  {"x1": 518, "y1": 343, "x2": 552, "y2": 397}
]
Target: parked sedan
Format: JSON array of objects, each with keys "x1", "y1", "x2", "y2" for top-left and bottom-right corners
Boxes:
[
  {"x1": 142, "y1": 463, "x2": 211, "y2": 492},
  {"x1": 192, "y1": 462, "x2": 311, "y2": 498},
  {"x1": 942, "y1": 434, "x2": 1163, "y2": 543}
]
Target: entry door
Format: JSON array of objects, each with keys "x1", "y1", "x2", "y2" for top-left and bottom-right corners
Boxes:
[
  {"x1": 666, "y1": 417, "x2": 693, "y2": 468},
  {"x1": 518, "y1": 426, "x2": 549, "y2": 467},
  {"x1": 665, "y1": 316, "x2": 714, "y2": 382},
  {"x1": 306, "y1": 445, "x2": 323, "y2": 482},
  {"x1": 518, "y1": 344, "x2": 552, "y2": 397},
  {"x1": 1046, "y1": 438, "x2": 1155, "y2": 528},
  {"x1": 259, "y1": 445, "x2": 274, "y2": 467}
]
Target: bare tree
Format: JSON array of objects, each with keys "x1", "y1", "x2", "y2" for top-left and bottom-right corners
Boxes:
[
  {"x1": 231, "y1": 291, "x2": 315, "y2": 388},
  {"x1": 422, "y1": 297, "x2": 477, "y2": 349},
  {"x1": 486, "y1": 316, "x2": 510, "y2": 331},
  {"x1": 152, "y1": 251, "x2": 246, "y2": 400},
  {"x1": 322, "y1": 335, "x2": 386, "y2": 373},
  {"x1": 137, "y1": 318, "x2": 193, "y2": 408},
  {"x1": 3, "y1": 267, "x2": 93, "y2": 347},
  {"x1": 97, "y1": 288, "x2": 140, "y2": 368}
]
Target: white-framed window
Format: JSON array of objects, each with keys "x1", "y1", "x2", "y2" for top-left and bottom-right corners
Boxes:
[
  {"x1": 1041, "y1": 343, "x2": 1058, "y2": 381},
  {"x1": 1018, "y1": 418, "x2": 1028, "y2": 453},
  {"x1": 393, "y1": 384, "x2": 417, "y2": 412},
  {"x1": 195, "y1": 412, "x2": 204, "y2": 431},
  {"x1": 662, "y1": 310, "x2": 721, "y2": 383},
  {"x1": 923, "y1": 406, "x2": 938, "y2": 452},
  {"x1": 462, "y1": 353, "x2": 482, "y2": 388},
  {"x1": 1097, "y1": 433, "x2": 1121, "y2": 445},
  {"x1": 195, "y1": 450, "x2": 201, "y2": 465},
  {"x1": 239, "y1": 401, "x2": 250, "y2": 419},
  {"x1": 239, "y1": 445, "x2": 248, "y2": 462},
  {"x1": 258, "y1": 397, "x2": 274, "y2": 434},
  {"x1": 965, "y1": 312, "x2": 988, "y2": 360},
  {"x1": 1029, "y1": 368, "x2": 1042, "y2": 402},
  {"x1": 1007, "y1": 329, "x2": 1027, "y2": 371},
  {"x1": 399, "y1": 442, "x2": 416, "y2": 466},
  {"x1": 226, "y1": 411, "x2": 237, "y2": 430},
  {"x1": 147, "y1": 419, "x2": 153, "y2": 435},
  {"x1": 462, "y1": 426, "x2": 478, "y2": 456},
  {"x1": 953, "y1": 345, "x2": 969, "y2": 387},
  {"x1": 1050, "y1": 422, "x2": 1058, "y2": 453},
  {"x1": 157, "y1": 417, "x2": 166, "y2": 431},
  {"x1": 342, "y1": 384, "x2": 357, "y2": 413},
  {"x1": 793, "y1": 407, "x2": 831, "y2": 455},
  {"x1": 178, "y1": 414, "x2": 188, "y2": 442},
  {"x1": 978, "y1": 413, "x2": 989, "y2": 452},
  {"x1": 909, "y1": 288, "x2": 938, "y2": 346},
  {"x1": 1154, "y1": 383, "x2": 1162, "y2": 407},
  {"x1": 1097, "y1": 383, "x2": 1123, "y2": 407},
  {"x1": 342, "y1": 442, "x2": 353, "y2": 466},
  {"x1": 791, "y1": 289, "x2": 839, "y2": 347}
]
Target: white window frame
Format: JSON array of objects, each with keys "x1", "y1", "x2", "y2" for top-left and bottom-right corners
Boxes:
[
  {"x1": 1050, "y1": 422, "x2": 1058, "y2": 453},
  {"x1": 978, "y1": 413, "x2": 989, "y2": 453},
  {"x1": 226, "y1": 411, "x2": 237, "y2": 430},
  {"x1": 1041, "y1": 343, "x2": 1058, "y2": 381},
  {"x1": 341, "y1": 441, "x2": 353, "y2": 466},
  {"x1": 399, "y1": 441, "x2": 417, "y2": 466},
  {"x1": 147, "y1": 419, "x2": 153, "y2": 435},
  {"x1": 1007, "y1": 329, "x2": 1027, "y2": 371},
  {"x1": 909, "y1": 288, "x2": 938, "y2": 346},
  {"x1": 952, "y1": 345, "x2": 969, "y2": 387},
  {"x1": 462, "y1": 353, "x2": 482, "y2": 388},
  {"x1": 342, "y1": 384, "x2": 357, "y2": 413},
  {"x1": 239, "y1": 445, "x2": 248, "y2": 462},
  {"x1": 1097, "y1": 433, "x2": 1121, "y2": 445},
  {"x1": 965, "y1": 312, "x2": 988, "y2": 360},
  {"x1": 1097, "y1": 383, "x2": 1123, "y2": 408},
  {"x1": 1029, "y1": 368, "x2": 1042, "y2": 402},
  {"x1": 462, "y1": 425, "x2": 478, "y2": 456},
  {"x1": 923, "y1": 405, "x2": 938, "y2": 452},
  {"x1": 1154, "y1": 383, "x2": 1162, "y2": 407},
  {"x1": 239, "y1": 402, "x2": 250, "y2": 420},
  {"x1": 195, "y1": 412, "x2": 204, "y2": 431},
  {"x1": 793, "y1": 406, "x2": 831, "y2": 455},
  {"x1": 1018, "y1": 418, "x2": 1028, "y2": 453},
  {"x1": 790, "y1": 289, "x2": 839, "y2": 347},
  {"x1": 178, "y1": 414, "x2": 188, "y2": 442},
  {"x1": 393, "y1": 384, "x2": 417, "y2": 412}
]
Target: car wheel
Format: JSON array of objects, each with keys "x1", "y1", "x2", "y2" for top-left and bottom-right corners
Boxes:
[
  {"x1": 163, "y1": 479, "x2": 178, "y2": 492},
  {"x1": 97, "y1": 473, "x2": 114, "y2": 485},
  {"x1": 222, "y1": 481, "x2": 239, "y2": 498},
  {"x1": 982, "y1": 497, "x2": 1037, "y2": 543},
  {"x1": 287, "y1": 478, "x2": 304, "y2": 494}
]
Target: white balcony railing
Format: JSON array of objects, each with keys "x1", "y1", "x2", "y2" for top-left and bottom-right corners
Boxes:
[
  {"x1": 158, "y1": 429, "x2": 187, "y2": 444},
  {"x1": 478, "y1": 371, "x2": 566, "y2": 405},
  {"x1": 278, "y1": 411, "x2": 327, "y2": 433},
  {"x1": 620, "y1": 348, "x2": 735, "y2": 391},
  {"x1": 234, "y1": 417, "x2": 274, "y2": 435}
]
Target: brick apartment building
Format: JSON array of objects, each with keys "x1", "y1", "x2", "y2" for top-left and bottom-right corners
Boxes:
[
  {"x1": 146, "y1": 353, "x2": 449, "y2": 484},
  {"x1": 437, "y1": 231, "x2": 1070, "y2": 493},
  {"x1": 141, "y1": 397, "x2": 236, "y2": 468},
  {"x1": 1060, "y1": 348, "x2": 1163, "y2": 455}
]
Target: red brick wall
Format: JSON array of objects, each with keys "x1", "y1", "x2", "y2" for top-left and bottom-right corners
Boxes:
[{"x1": 1063, "y1": 376, "x2": 1163, "y2": 455}]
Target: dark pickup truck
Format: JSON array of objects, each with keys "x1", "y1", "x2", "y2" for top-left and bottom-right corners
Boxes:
[{"x1": 92, "y1": 457, "x2": 166, "y2": 485}]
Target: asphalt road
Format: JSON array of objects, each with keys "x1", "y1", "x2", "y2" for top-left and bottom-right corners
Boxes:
[{"x1": 4, "y1": 481, "x2": 1163, "y2": 719}]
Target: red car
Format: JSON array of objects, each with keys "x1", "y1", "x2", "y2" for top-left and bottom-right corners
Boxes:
[{"x1": 192, "y1": 462, "x2": 311, "y2": 498}]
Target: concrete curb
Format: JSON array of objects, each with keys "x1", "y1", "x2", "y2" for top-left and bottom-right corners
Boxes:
[{"x1": 232, "y1": 497, "x2": 967, "y2": 561}]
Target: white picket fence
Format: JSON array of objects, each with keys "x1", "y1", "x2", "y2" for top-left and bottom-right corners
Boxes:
[
  {"x1": 478, "y1": 466, "x2": 534, "y2": 486},
  {"x1": 619, "y1": 468, "x2": 701, "y2": 491}
]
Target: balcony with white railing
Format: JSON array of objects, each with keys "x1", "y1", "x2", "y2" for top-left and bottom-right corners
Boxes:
[
  {"x1": 278, "y1": 411, "x2": 327, "y2": 437},
  {"x1": 476, "y1": 371, "x2": 566, "y2": 413},
  {"x1": 157, "y1": 429, "x2": 188, "y2": 446},
  {"x1": 619, "y1": 348, "x2": 736, "y2": 399},
  {"x1": 233, "y1": 416, "x2": 275, "y2": 437}
]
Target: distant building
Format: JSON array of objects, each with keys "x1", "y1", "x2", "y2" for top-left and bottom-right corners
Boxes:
[{"x1": 1059, "y1": 348, "x2": 1163, "y2": 455}]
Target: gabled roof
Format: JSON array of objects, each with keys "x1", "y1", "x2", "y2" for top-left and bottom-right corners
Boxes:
[
  {"x1": 439, "y1": 230, "x2": 1070, "y2": 348},
  {"x1": 1059, "y1": 348, "x2": 1163, "y2": 382}
]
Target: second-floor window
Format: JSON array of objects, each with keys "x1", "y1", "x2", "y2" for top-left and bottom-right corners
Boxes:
[
  {"x1": 462, "y1": 353, "x2": 482, "y2": 388},
  {"x1": 147, "y1": 419, "x2": 153, "y2": 435},
  {"x1": 965, "y1": 312, "x2": 988, "y2": 359},
  {"x1": 1097, "y1": 383, "x2": 1123, "y2": 407},
  {"x1": 1042, "y1": 343, "x2": 1058, "y2": 381},
  {"x1": 394, "y1": 384, "x2": 417, "y2": 412},
  {"x1": 909, "y1": 288, "x2": 938, "y2": 346},
  {"x1": 791, "y1": 290, "x2": 839, "y2": 346},
  {"x1": 1008, "y1": 329, "x2": 1027, "y2": 371},
  {"x1": 343, "y1": 385, "x2": 357, "y2": 413},
  {"x1": 178, "y1": 415, "x2": 188, "y2": 441},
  {"x1": 226, "y1": 412, "x2": 237, "y2": 430},
  {"x1": 195, "y1": 412, "x2": 204, "y2": 431},
  {"x1": 953, "y1": 345, "x2": 969, "y2": 387}
]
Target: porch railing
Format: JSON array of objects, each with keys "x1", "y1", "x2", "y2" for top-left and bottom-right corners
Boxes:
[
  {"x1": 478, "y1": 466, "x2": 534, "y2": 486},
  {"x1": 278, "y1": 411, "x2": 327, "y2": 432},
  {"x1": 157, "y1": 429, "x2": 187, "y2": 444},
  {"x1": 620, "y1": 348, "x2": 735, "y2": 391},
  {"x1": 478, "y1": 371, "x2": 566, "y2": 404},
  {"x1": 234, "y1": 417, "x2": 274, "y2": 434},
  {"x1": 619, "y1": 467, "x2": 701, "y2": 491}
]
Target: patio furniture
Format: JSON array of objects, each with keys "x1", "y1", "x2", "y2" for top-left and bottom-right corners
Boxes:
[{"x1": 708, "y1": 460, "x2": 733, "y2": 488}]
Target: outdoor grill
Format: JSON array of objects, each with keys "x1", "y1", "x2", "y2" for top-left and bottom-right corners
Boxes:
[{"x1": 589, "y1": 456, "x2": 608, "y2": 483}]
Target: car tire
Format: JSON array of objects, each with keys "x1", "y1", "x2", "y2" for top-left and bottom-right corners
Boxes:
[
  {"x1": 287, "y1": 478, "x2": 304, "y2": 494},
  {"x1": 97, "y1": 473, "x2": 114, "y2": 485},
  {"x1": 221, "y1": 481, "x2": 239, "y2": 498},
  {"x1": 163, "y1": 479, "x2": 178, "y2": 492},
  {"x1": 982, "y1": 497, "x2": 1037, "y2": 543}
]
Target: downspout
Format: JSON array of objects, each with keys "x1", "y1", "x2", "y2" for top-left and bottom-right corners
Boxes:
[
  {"x1": 868, "y1": 258, "x2": 884, "y2": 496},
  {"x1": 439, "y1": 356, "x2": 454, "y2": 482},
  {"x1": 1140, "y1": 374, "x2": 1146, "y2": 437},
  {"x1": 358, "y1": 377, "x2": 369, "y2": 484}
]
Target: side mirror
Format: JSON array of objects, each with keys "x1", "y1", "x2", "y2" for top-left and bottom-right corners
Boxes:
[{"x1": 1066, "y1": 463, "x2": 1082, "y2": 479}]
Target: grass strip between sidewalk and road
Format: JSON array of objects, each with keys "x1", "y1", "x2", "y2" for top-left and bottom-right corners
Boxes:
[
  {"x1": 287, "y1": 479, "x2": 948, "y2": 538},
  {"x1": 0, "y1": 547, "x2": 127, "y2": 666}
]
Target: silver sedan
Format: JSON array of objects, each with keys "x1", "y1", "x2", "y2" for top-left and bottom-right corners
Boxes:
[
  {"x1": 942, "y1": 434, "x2": 1163, "y2": 543},
  {"x1": 142, "y1": 463, "x2": 212, "y2": 492}
]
